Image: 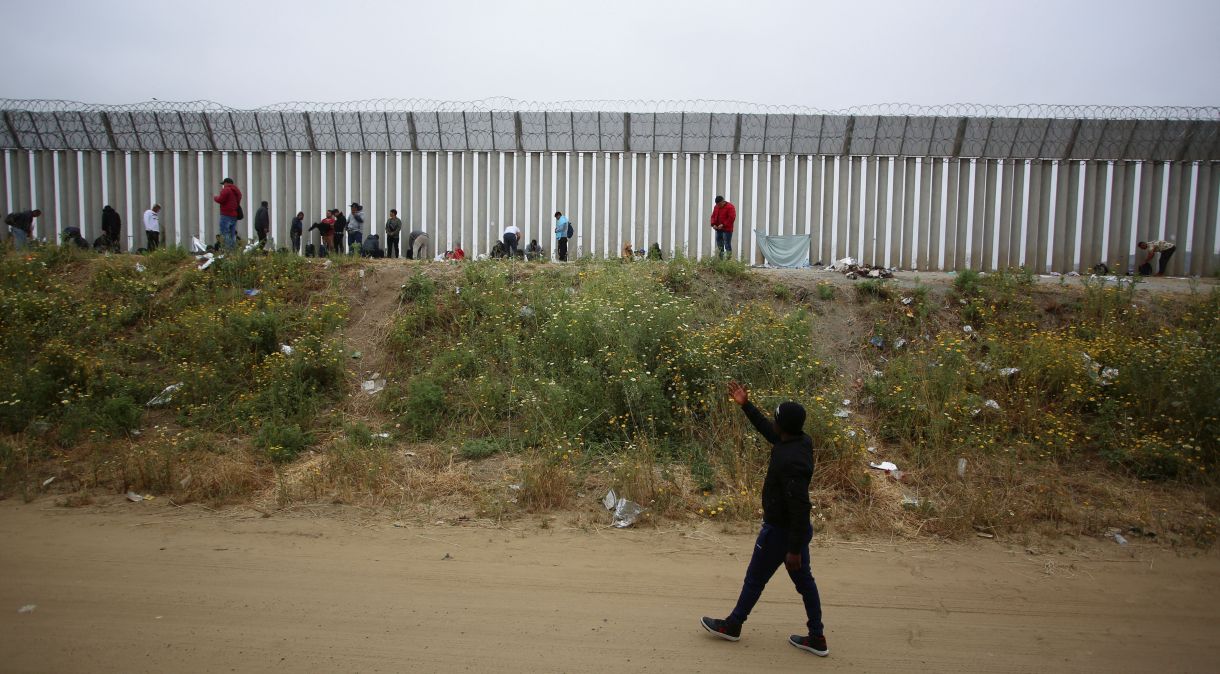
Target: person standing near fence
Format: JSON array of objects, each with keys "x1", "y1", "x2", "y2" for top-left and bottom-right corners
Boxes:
[
  {"x1": 347, "y1": 203, "x2": 364, "y2": 253},
  {"x1": 142, "y1": 204, "x2": 161, "y2": 251},
  {"x1": 385, "y1": 209, "x2": 402, "y2": 258},
  {"x1": 554, "y1": 211, "x2": 571, "y2": 261},
  {"x1": 101, "y1": 205, "x2": 122, "y2": 251},
  {"x1": 254, "y1": 201, "x2": 270, "y2": 249},
  {"x1": 5, "y1": 209, "x2": 40, "y2": 251},
  {"x1": 290, "y1": 211, "x2": 304, "y2": 253},
  {"x1": 710, "y1": 196, "x2": 736, "y2": 259},
  {"x1": 213, "y1": 178, "x2": 242, "y2": 249}
]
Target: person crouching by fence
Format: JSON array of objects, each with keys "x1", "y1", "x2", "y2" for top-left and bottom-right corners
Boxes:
[
  {"x1": 5, "y1": 209, "x2": 40, "y2": 251},
  {"x1": 408, "y1": 230, "x2": 428, "y2": 260}
]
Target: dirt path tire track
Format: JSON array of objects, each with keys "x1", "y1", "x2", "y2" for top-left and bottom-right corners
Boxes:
[{"x1": 1, "y1": 503, "x2": 1218, "y2": 673}]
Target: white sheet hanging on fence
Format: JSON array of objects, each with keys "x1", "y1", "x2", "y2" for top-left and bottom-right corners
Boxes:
[{"x1": 754, "y1": 229, "x2": 812, "y2": 268}]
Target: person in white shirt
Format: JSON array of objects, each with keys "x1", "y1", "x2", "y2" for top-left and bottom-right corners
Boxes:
[
  {"x1": 143, "y1": 204, "x2": 161, "y2": 251},
  {"x1": 502, "y1": 223, "x2": 522, "y2": 258}
]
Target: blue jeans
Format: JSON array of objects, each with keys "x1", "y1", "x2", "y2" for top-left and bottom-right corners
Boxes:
[
  {"x1": 9, "y1": 227, "x2": 28, "y2": 251},
  {"x1": 219, "y1": 215, "x2": 238, "y2": 249},
  {"x1": 728, "y1": 522, "x2": 823, "y2": 636},
  {"x1": 348, "y1": 230, "x2": 363, "y2": 252},
  {"x1": 715, "y1": 229, "x2": 733, "y2": 258}
]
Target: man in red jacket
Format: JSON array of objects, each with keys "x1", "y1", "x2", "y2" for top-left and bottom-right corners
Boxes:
[
  {"x1": 710, "y1": 195, "x2": 737, "y2": 259},
  {"x1": 213, "y1": 177, "x2": 243, "y2": 249}
]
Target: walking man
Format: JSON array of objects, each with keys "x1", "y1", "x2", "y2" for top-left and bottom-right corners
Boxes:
[
  {"x1": 143, "y1": 204, "x2": 161, "y2": 251},
  {"x1": 710, "y1": 196, "x2": 736, "y2": 259},
  {"x1": 554, "y1": 211, "x2": 571, "y2": 262},
  {"x1": 1137, "y1": 239, "x2": 1177, "y2": 276},
  {"x1": 254, "y1": 201, "x2": 270, "y2": 249},
  {"x1": 213, "y1": 178, "x2": 242, "y2": 249},
  {"x1": 385, "y1": 209, "x2": 403, "y2": 259},
  {"x1": 701, "y1": 381, "x2": 828, "y2": 658}
]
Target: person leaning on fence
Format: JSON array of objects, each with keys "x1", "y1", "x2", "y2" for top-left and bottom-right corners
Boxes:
[
  {"x1": 213, "y1": 178, "x2": 242, "y2": 249},
  {"x1": 701, "y1": 381, "x2": 829, "y2": 658},
  {"x1": 143, "y1": 204, "x2": 161, "y2": 251},
  {"x1": 254, "y1": 201, "x2": 270, "y2": 249},
  {"x1": 101, "y1": 205, "x2": 122, "y2": 251},
  {"x1": 290, "y1": 211, "x2": 304, "y2": 254},
  {"x1": 5, "y1": 209, "x2": 40, "y2": 251},
  {"x1": 1137, "y1": 240, "x2": 1177, "y2": 276},
  {"x1": 710, "y1": 196, "x2": 736, "y2": 259},
  {"x1": 408, "y1": 229, "x2": 428, "y2": 260},
  {"x1": 554, "y1": 211, "x2": 571, "y2": 261},
  {"x1": 385, "y1": 209, "x2": 403, "y2": 258},
  {"x1": 347, "y1": 203, "x2": 365, "y2": 253}
]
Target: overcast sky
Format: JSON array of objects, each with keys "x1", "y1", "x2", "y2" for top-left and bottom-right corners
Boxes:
[{"x1": 2, "y1": 0, "x2": 1217, "y2": 110}]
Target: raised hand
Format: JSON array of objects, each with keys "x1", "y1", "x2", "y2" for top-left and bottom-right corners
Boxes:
[{"x1": 727, "y1": 381, "x2": 748, "y2": 406}]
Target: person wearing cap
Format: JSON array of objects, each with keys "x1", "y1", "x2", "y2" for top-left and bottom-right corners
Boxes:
[
  {"x1": 347, "y1": 203, "x2": 365, "y2": 254},
  {"x1": 701, "y1": 381, "x2": 828, "y2": 658},
  {"x1": 6, "y1": 208, "x2": 41, "y2": 251},
  {"x1": 710, "y1": 196, "x2": 737, "y2": 259},
  {"x1": 213, "y1": 178, "x2": 243, "y2": 249}
]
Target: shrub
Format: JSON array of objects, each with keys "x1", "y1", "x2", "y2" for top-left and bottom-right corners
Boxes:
[
  {"x1": 255, "y1": 422, "x2": 311, "y2": 463},
  {"x1": 855, "y1": 279, "x2": 892, "y2": 301},
  {"x1": 399, "y1": 376, "x2": 446, "y2": 439},
  {"x1": 816, "y1": 281, "x2": 835, "y2": 300}
]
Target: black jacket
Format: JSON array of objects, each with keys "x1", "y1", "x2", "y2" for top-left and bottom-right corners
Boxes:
[
  {"x1": 741, "y1": 401, "x2": 814, "y2": 553},
  {"x1": 254, "y1": 206, "x2": 269, "y2": 233},
  {"x1": 290, "y1": 216, "x2": 303, "y2": 236},
  {"x1": 8, "y1": 210, "x2": 36, "y2": 234},
  {"x1": 333, "y1": 213, "x2": 348, "y2": 232},
  {"x1": 101, "y1": 207, "x2": 121, "y2": 237}
]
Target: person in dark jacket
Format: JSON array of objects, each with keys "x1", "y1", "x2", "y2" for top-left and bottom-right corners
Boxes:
[
  {"x1": 701, "y1": 381, "x2": 828, "y2": 658},
  {"x1": 6, "y1": 209, "x2": 41, "y2": 251},
  {"x1": 290, "y1": 212, "x2": 304, "y2": 254},
  {"x1": 332, "y1": 209, "x2": 348, "y2": 254},
  {"x1": 254, "y1": 201, "x2": 270, "y2": 249},
  {"x1": 385, "y1": 209, "x2": 402, "y2": 259},
  {"x1": 101, "y1": 205, "x2": 121, "y2": 251}
]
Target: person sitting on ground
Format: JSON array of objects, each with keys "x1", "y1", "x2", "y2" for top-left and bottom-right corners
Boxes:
[
  {"x1": 1137, "y1": 240, "x2": 1176, "y2": 277},
  {"x1": 526, "y1": 239, "x2": 543, "y2": 261},
  {"x1": 62, "y1": 226, "x2": 88, "y2": 249},
  {"x1": 622, "y1": 243, "x2": 634, "y2": 261},
  {"x1": 490, "y1": 240, "x2": 508, "y2": 259},
  {"x1": 452, "y1": 243, "x2": 465, "y2": 261},
  {"x1": 648, "y1": 243, "x2": 663, "y2": 261}
]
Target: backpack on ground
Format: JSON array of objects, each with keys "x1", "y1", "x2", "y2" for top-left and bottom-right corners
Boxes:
[{"x1": 305, "y1": 243, "x2": 316, "y2": 258}]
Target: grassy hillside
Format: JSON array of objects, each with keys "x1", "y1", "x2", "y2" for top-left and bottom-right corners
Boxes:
[{"x1": 1, "y1": 246, "x2": 1216, "y2": 546}]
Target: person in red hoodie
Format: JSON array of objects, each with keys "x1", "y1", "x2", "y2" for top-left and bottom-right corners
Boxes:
[
  {"x1": 710, "y1": 195, "x2": 737, "y2": 259},
  {"x1": 213, "y1": 177, "x2": 243, "y2": 249}
]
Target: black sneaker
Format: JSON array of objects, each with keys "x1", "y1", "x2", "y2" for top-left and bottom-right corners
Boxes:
[
  {"x1": 700, "y1": 616, "x2": 741, "y2": 642},
  {"x1": 789, "y1": 634, "x2": 829, "y2": 656}
]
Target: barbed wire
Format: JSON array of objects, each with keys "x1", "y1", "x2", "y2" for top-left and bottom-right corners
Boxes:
[{"x1": 0, "y1": 98, "x2": 1216, "y2": 160}]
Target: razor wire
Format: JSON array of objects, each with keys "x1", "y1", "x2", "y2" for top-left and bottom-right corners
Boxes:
[{"x1": 0, "y1": 98, "x2": 1217, "y2": 160}]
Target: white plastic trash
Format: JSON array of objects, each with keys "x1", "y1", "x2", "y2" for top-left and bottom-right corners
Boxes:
[
  {"x1": 146, "y1": 383, "x2": 183, "y2": 407},
  {"x1": 869, "y1": 461, "x2": 899, "y2": 472}
]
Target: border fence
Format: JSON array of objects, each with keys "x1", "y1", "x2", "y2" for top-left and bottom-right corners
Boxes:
[{"x1": 1, "y1": 98, "x2": 1217, "y2": 275}]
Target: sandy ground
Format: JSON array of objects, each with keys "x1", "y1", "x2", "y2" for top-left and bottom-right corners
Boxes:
[{"x1": 1, "y1": 502, "x2": 1218, "y2": 673}]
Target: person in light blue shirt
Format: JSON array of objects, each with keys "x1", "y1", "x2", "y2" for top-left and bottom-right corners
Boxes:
[{"x1": 554, "y1": 211, "x2": 571, "y2": 261}]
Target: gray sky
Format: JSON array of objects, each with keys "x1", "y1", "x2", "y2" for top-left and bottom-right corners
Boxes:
[{"x1": 2, "y1": 0, "x2": 1218, "y2": 109}]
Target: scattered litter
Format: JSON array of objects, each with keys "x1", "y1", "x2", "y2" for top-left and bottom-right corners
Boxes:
[
  {"x1": 842, "y1": 399, "x2": 851, "y2": 406},
  {"x1": 322, "y1": 259, "x2": 332, "y2": 268},
  {"x1": 866, "y1": 446, "x2": 877, "y2": 454},
  {"x1": 962, "y1": 325, "x2": 974, "y2": 334},
  {"x1": 893, "y1": 338, "x2": 907, "y2": 349},
  {"x1": 846, "y1": 430, "x2": 857, "y2": 438},
  {"x1": 845, "y1": 271, "x2": 858, "y2": 280},
  {"x1": 957, "y1": 458, "x2": 967, "y2": 477},
  {"x1": 508, "y1": 483, "x2": 521, "y2": 491},
  {"x1": 179, "y1": 474, "x2": 193, "y2": 489},
  {"x1": 135, "y1": 263, "x2": 146, "y2": 273},
  {"x1": 1067, "y1": 271, "x2": 1081, "y2": 277},
  {"x1": 871, "y1": 369, "x2": 884, "y2": 378},
  {"x1": 976, "y1": 532, "x2": 995, "y2": 539},
  {"x1": 350, "y1": 351, "x2": 362, "y2": 359},
  {"x1": 519, "y1": 305, "x2": 535, "y2": 318},
  {"x1": 361, "y1": 378, "x2": 386, "y2": 394},
  {"x1": 827, "y1": 257, "x2": 894, "y2": 279},
  {"x1": 126, "y1": 491, "x2": 148, "y2": 502},
  {"x1": 41, "y1": 476, "x2": 55, "y2": 487},
  {"x1": 1110, "y1": 531, "x2": 1128, "y2": 546},
  {"x1": 454, "y1": 287, "x2": 461, "y2": 295},
  {"x1": 146, "y1": 383, "x2": 183, "y2": 407},
  {"x1": 998, "y1": 367, "x2": 1020, "y2": 377},
  {"x1": 198, "y1": 253, "x2": 217, "y2": 270},
  {"x1": 983, "y1": 399, "x2": 1001, "y2": 411},
  {"x1": 190, "y1": 237, "x2": 208, "y2": 254},
  {"x1": 17, "y1": 605, "x2": 36, "y2": 614},
  {"x1": 279, "y1": 344, "x2": 294, "y2": 356},
  {"x1": 901, "y1": 495, "x2": 924, "y2": 510},
  {"x1": 834, "y1": 409, "x2": 851, "y2": 418},
  {"x1": 869, "y1": 336, "x2": 884, "y2": 348},
  {"x1": 602, "y1": 488, "x2": 645, "y2": 528},
  {"x1": 243, "y1": 288, "x2": 261, "y2": 297},
  {"x1": 869, "y1": 461, "x2": 899, "y2": 472},
  {"x1": 403, "y1": 451, "x2": 416, "y2": 457},
  {"x1": 358, "y1": 269, "x2": 365, "y2": 279},
  {"x1": 373, "y1": 432, "x2": 390, "y2": 439},
  {"x1": 827, "y1": 257, "x2": 856, "y2": 271},
  {"x1": 901, "y1": 296, "x2": 913, "y2": 305},
  {"x1": 392, "y1": 521, "x2": 406, "y2": 528}
]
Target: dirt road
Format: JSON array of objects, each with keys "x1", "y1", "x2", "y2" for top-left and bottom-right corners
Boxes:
[{"x1": 1, "y1": 501, "x2": 1217, "y2": 673}]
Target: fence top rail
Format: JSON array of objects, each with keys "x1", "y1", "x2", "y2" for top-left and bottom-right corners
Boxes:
[{"x1": 2, "y1": 99, "x2": 1218, "y2": 160}]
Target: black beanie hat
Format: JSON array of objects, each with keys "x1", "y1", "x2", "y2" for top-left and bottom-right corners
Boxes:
[{"x1": 774, "y1": 402, "x2": 806, "y2": 434}]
